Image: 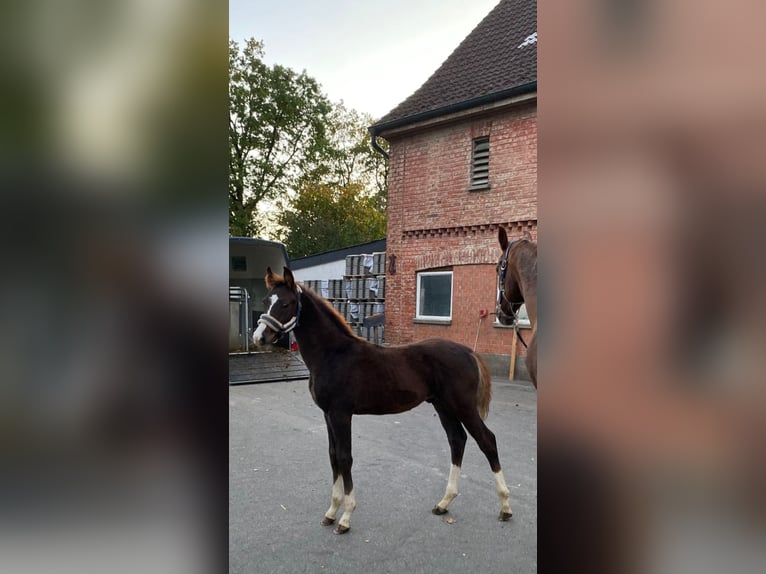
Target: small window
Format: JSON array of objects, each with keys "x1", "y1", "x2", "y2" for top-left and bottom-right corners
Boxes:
[
  {"x1": 231, "y1": 255, "x2": 247, "y2": 272},
  {"x1": 416, "y1": 271, "x2": 453, "y2": 321},
  {"x1": 469, "y1": 136, "x2": 490, "y2": 190}
]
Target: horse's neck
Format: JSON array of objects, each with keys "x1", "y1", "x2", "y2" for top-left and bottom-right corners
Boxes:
[
  {"x1": 293, "y1": 293, "x2": 353, "y2": 365},
  {"x1": 522, "y1": 286, "x2": 537, "y2": 327},
  {"x1": 515, "y1": 249, "x2": 538, "y2": 326}
]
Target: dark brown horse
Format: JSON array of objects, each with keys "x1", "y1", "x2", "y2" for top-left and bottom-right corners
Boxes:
[
  {"x1": 253, "y1": 267, "x2": 513, "y2": 534},
  {"x1": 497, "y1": 227, "x2": 537, "y2": 388}
]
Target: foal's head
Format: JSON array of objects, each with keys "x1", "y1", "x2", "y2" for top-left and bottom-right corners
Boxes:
[
  {"x1": 496, "y1": 227, "x2": 528, "y2": 326},
  {"x1": 253, "y1": 267, "x2": 301, "y2": 346}
]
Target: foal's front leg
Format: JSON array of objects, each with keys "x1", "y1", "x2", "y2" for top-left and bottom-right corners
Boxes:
[
  {"x1": 326, "y1": 411, "x2": 355, "y2": 534},
  {"x1": 321, "y1": 413, "x2": 344, "y2": 526}
]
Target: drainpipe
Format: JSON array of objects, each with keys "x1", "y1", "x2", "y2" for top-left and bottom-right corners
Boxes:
[{"x1": 368, "y1": 127, "x2": 389, "y2": 160}]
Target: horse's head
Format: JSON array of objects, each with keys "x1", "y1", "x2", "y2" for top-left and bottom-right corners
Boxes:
[
  {"x1": 253, "y1": 266, "x2": 302, "y2": 346},
  {"x1": 496, "y1": 227, "x2": 524, "y2": 325}
]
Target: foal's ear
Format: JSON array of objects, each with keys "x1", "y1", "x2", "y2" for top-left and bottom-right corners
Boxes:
[
  {"x1": 265, "y1": 267, "x2": 276, "y2": 289},
  {"x1": 498, "y1": 226, "x2": 509, "y2": 251},
  {"x1": 522, "y1": 230, "x2": 533, "y2": 241},
  {"x1": 283, "y1": 266, "x2": 296, "y2": 291}
]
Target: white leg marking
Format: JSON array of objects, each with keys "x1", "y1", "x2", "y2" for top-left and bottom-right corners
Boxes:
[
  {"x1": 436, "y1": 464, "x2": 461, "y2": 511},
  {"x1": 494, "y1": 470, "x2": 513, "y2": 516},
  {"x1": 337, "y1": 488, "x2": 356, "y2": 530},
  {"x1": 324, "y1": 477, "x2": 344, "y2": 521}
]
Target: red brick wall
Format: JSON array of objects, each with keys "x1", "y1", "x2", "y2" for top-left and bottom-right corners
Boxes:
[{"x1": 383, "y1": 102, "x2": 537, "y2": 356}]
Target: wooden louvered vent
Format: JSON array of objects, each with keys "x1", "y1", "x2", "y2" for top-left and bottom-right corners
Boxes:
[{"x1": 470, "y1": 136, "x2": 490, "y2": 190}]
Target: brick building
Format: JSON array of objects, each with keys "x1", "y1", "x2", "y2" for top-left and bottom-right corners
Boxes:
[{"x1": 369, "y1": 0, "x2": 537, "y2": 376}]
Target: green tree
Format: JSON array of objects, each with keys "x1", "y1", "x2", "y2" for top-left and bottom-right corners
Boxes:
[
  {"x1": 276, "y1": 101, "x2": 388, "y2": 257},
  {"x1": 278, "y1": 181, "x2": 387, "y2": 258},
  {"x1": 314, "y1": 102, "x2": 388, "y2": 208},
  {"x1": 229, "y1": 39, "x2": 332, "y2": 236}
]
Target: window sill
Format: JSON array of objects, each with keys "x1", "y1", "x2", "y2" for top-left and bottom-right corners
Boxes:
[
  {"x1": 493, "y1": 322, "x2": 532, "y2": 329},
  {"x1": 414, "y1": 318, "x2": 452, "y2": 326}
]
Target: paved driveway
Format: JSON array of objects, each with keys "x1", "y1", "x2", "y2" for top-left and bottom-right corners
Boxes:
[{"x1": 230, "y1": 377, "x2": 537, "y2": 573}]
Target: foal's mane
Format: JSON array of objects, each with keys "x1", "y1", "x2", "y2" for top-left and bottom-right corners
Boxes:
[
  {"x1": 268, "y1": 273, "x2": 358, "y2": 338},
  {"x1": 300, "y1": 285, "x2": 359, "y2": 338}
]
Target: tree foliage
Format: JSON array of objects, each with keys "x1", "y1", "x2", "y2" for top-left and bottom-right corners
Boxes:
[
  {"x1": 277, "y1": 102, "x2": 388, "y2": 256},
  {"x1": 278, "y1": 182, "x2": 386, "y2": 259},
  {"x1": 229, "y1": 39, "x2": 388, "y2": 254},
  {"x1": 315, "y1": 102, "x2": 388, "y2": 208},
  {"x1": 229, "y1": 39, "x2": 332, "y2": 237}
]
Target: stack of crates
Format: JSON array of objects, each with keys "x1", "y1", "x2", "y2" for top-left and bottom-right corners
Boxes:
[
  {"x1": 304, "y1": 251, "x2": 386, "y2": 343},
  {"x1": 303, "y1": 279, "x2": 329, "y2": 298}
]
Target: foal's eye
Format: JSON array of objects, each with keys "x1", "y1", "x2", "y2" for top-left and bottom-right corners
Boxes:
[{"x1": 281, "y1": 303, "x2": 289, "y2": 308}]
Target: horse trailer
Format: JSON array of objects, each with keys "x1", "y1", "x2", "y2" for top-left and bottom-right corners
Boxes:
[{"x1": 229, "y1": 237, "x2": 308, "y2": 384}]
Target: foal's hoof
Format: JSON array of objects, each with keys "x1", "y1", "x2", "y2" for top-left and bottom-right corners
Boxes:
[
  {"x1": 498, "y1": 511, "x2": 513, "y2": 521},
  {"x1": 321, "y1": 516, "x2": 335, "y2": 526},
  {"x1": 333, "y1": 524, "x2": 350, "y2": 535},
  {"x1": 432, "y1": 506, "x2": 448, "y2": 515}
]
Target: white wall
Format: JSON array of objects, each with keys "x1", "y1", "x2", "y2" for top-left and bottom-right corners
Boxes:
[{"x1": 292, "y1": 259, "x2": 345, "y2": 282}]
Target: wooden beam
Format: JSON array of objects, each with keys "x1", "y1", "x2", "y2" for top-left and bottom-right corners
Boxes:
[{"x1": 509, "y1": 328, "x2": 518, "y2": 380}]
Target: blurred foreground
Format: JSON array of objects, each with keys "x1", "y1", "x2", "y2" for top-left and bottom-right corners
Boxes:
[
  {"x1": 0, "y1": 2, "x2": 227, "y2": 573},
  {"x1": 541, "y1": 1, "x2": 766, "y2": 572},
  {"x1": 2, "y1": 1, "x2": 766, "y2": 573}
]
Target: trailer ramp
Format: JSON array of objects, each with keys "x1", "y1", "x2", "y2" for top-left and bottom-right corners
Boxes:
[{"x1": 229, "y1": 349, "x2": 309, "y2": 385}]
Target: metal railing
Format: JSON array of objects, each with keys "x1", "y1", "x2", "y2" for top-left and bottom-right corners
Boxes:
[{"x1": 229, "y1": 286, "x2": 250, "y2": 354}]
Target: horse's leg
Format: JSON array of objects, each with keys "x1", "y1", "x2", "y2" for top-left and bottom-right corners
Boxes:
[
  {"x1": 321, "y1": 412, "x2": 344, "y2": 526},
  {"x1": 431, "y1": 403, "x2": 467, "y2": 515},
  {"x1": 526, "y1": 329, "x2": 537, "y2": 389},
  {"x1": 327, "y1": 411, "x2": 355, "y2": 534},
  {"x1": 461, "y1": 413, "x2": 513, "y2": 521}
]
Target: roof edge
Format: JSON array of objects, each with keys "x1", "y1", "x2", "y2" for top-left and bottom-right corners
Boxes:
[
  {"x1": 289, "y1": 238, "x2": 387, "y2": 270},
  {"x1": 229, "y1": 236, "x2": 290, "y2": 264},
  {"x1": 370, "y1": 81, "x2": 537, "y2": 136}
]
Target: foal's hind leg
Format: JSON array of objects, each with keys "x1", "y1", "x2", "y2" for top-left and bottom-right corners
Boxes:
[
  {"x1": 432, "y1": 403, "x2": 467, "y2": 515},
  {"x1": 461, "y1": 413, "x2": 513, "y2": 521},
  {"x1": 321, "y1": 413, "x2": 344, "y2": 526}
]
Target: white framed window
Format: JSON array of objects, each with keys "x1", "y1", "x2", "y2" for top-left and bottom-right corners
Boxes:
[{"x1": 416, "y1": 271, "x2": 453, "y2": 322}]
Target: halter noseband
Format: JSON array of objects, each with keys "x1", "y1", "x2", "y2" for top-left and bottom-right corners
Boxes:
[{"x1": 258, "y1": 286, "x2": 302, "y2": 335}]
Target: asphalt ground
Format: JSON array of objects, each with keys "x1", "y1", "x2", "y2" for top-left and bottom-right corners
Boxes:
[{"x1": 230, "y1": 377, "x2": 537, "y2": 574}]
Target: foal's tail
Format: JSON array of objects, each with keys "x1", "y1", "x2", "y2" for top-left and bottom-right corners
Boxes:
[{"x1": 472, "y1": 352, "x2": 492, "y2": 419}]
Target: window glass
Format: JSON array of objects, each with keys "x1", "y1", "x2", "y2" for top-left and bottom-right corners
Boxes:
[
  {"x1": 417, "y1": 272, "x2": 452, "y2": 319},
  {"x1": 231, "y1": 255, "x2": 247, "y2": 272}
]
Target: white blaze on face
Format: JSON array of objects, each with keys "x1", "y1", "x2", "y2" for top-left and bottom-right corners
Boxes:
[{"x1": 253, "y1": 294, "x2": 278, "y2": 344}]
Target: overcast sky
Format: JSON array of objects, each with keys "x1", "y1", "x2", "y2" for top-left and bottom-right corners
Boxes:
[{"x1": 229, "y1": 0, "x2": 501, "y2": 120}]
